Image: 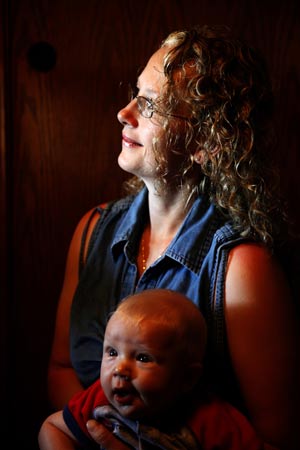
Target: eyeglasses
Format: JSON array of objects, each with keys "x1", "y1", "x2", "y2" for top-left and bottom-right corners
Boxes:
[
  {"x1": 128, "y1": 85, "x2": 190, "y2": 121},
  {"x1": 128, "y1": 85, "x2": 155, "y2": 118}
]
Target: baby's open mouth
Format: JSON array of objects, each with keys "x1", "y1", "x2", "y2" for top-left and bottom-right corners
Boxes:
[
  {"x1": 113, "y1": 388, "x2": 129, "y2": 397},
  {"x1": 112, "y1": 387, "x2": 135, "y2": 405}
]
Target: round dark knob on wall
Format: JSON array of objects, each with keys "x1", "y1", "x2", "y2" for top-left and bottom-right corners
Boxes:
[{"x1": 27, "y1": 41, "x2": 57, "y2": 72}]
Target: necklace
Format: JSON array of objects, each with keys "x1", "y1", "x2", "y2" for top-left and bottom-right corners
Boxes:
[
  {"x1": 140, "y1": 237, "x2": 167, "y2": 273},
  {"x1": 141, "y1": 237, "x2": 147, "y2": 272}
]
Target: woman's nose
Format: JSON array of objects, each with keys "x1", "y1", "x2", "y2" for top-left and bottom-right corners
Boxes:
[{"x1": 117, "y1": 101, "x2": 138, "y2": 127}]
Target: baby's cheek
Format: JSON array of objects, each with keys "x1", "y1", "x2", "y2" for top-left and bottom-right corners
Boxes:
[{"x1": 138, "y1": 370, "x2": 174, "y2": 396}]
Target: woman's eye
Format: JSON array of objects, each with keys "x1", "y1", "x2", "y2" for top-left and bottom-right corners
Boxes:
[
  {"x1": 129, "y1": 85, "x2": 139, "y2": 101},
  {"x1": 145, "y1": 98, "x2": 154, "y2": 109}
]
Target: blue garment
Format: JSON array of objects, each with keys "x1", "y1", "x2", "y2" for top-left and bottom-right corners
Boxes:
[
  {"x1": 92, "y1": 404, "x2": 200, "y2": 450},
  {"x1": 70, "y1": 187, "x2": 247, "y2": 409}
]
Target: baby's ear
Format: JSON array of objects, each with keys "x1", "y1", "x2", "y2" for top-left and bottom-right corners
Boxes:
[{"x1": 182, "y1": 363, "x2": 203, "y2": 393}]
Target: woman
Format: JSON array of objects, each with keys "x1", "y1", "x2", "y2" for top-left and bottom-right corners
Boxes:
[{"x1": 47, "y1": 25, "x2": 299, "y2": 450}]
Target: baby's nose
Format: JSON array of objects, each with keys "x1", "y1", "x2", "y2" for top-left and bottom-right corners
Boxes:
[{"x1": 113, "y1": 365, "x2": 131, "y2": 381}]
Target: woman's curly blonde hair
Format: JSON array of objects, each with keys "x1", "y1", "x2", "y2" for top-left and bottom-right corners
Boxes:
[{"x1": 124, "y1": 25, "x2": 289, "y2": 249}]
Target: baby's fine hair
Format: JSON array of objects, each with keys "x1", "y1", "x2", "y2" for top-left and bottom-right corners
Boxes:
[{"x1": 114, "y1": 288, "x2": 207, "y2": 364}]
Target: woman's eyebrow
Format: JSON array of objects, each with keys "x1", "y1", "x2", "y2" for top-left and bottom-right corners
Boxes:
[
  {"x1": 136, "y1": 79, "x2": 158, "y2": 97},
  {"x1": 139, "y1": 87, "x2": 159, "y2": 98}
]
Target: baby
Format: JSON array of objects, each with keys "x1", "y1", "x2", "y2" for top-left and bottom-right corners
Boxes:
[{"x1": 38, "y1": 289, "x2": 263, "y2": 449}]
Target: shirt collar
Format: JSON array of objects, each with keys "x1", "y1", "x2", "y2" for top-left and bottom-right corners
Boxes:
[{"x1": 111, "y1": 187, "x2": 225, "y2": 273}]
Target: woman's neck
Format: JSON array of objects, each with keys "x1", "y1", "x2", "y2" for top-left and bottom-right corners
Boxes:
[
  {"x1": 147, "y1": 184, "x2": 194, "y2": 234},
  {"x1": 137, "y1": 187, "x2": 195, "y2": 275}
]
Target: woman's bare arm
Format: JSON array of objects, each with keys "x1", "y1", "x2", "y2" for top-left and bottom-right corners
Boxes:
[
  {"x1": 47, "y1": 208, "x2": 99, "y2": 409},
  {"x1": 225, "y1": 243, "x2": 299, "y2": 450}
]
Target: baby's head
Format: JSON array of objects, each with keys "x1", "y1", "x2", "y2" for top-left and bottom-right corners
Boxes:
[
  {"x1": 115, "y1": 288, "x2": 207, "y2": 365},
  {"x1": 100, "y1": 289, "x2": 207, "y2": 420}
]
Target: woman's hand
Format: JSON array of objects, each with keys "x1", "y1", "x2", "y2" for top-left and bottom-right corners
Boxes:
[{"x1": 86, "y1": 419, "x2": 131, "y2": 450}]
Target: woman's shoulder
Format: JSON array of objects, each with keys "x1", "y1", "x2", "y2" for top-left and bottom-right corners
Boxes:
[
  {"x1": 76, "y1": 193, "x2": 138, "y2": 270},
  {"x1": 225, "y1": 242, "x2": 292, "y2": 310},
  {"x1": 77, "y1": 193, "x2": 137, "y2": 233},
  {"x1": 227, "y1": 242, "x2": 287, "y2": 280}
]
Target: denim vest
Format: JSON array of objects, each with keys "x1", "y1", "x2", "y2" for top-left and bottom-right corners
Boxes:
[{"x1": 71, "y1": 188, "x2": 247, "y2": 409}]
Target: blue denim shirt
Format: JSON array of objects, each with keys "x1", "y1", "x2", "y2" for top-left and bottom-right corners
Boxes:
[{"x1": 71, "y1": 187, "x2": 247, "y2": 408}]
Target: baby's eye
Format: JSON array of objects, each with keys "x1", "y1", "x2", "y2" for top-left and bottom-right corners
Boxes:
[
  {"x1": 136, "y1": 353, "x2": 153, "y2": 363},
  {"x1": 106, "y1": 347, "x2": 117, "y2": 357}
]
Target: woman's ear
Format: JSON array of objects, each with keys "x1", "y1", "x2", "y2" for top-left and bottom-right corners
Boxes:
[
  {"x1": 194, "y1": 146, "x2": 219, "y2": 164},
  {"x1": 182, "y1": 363, "x2": 203, "y2": 393},
  {"x1": 193, "y1": 150, "x2": 204, "y2": 165}
]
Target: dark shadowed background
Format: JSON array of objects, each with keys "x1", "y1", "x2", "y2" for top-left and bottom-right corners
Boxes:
[{"x1": 0, "y1": 0, "x2": 299, "y2": 447}]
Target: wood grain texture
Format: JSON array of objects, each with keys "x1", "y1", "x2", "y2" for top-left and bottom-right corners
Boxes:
[{"x1": 1, "y1": 0, "x2": 299, "y2": 447}]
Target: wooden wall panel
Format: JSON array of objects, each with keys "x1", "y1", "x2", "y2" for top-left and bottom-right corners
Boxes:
[
  {"x1": 0, "y1": 0, "x2": 10, "y2": 432},
  {"x1": 1, "y1": 0, "x2": 299, "y2": 448}
]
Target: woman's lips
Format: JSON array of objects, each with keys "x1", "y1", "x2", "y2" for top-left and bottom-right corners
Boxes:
[{"x1": 122, "y1": 134, "x2": 142, "y2": 147}]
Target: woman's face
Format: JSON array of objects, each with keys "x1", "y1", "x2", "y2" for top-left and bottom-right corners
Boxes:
[{"x1": 117, "y1": 46, "x2": 170, "y2": 185}]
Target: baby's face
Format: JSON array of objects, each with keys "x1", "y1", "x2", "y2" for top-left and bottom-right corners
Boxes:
[{"x1": 100, "y1": 311, "x2": 185, "y2": 421}]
